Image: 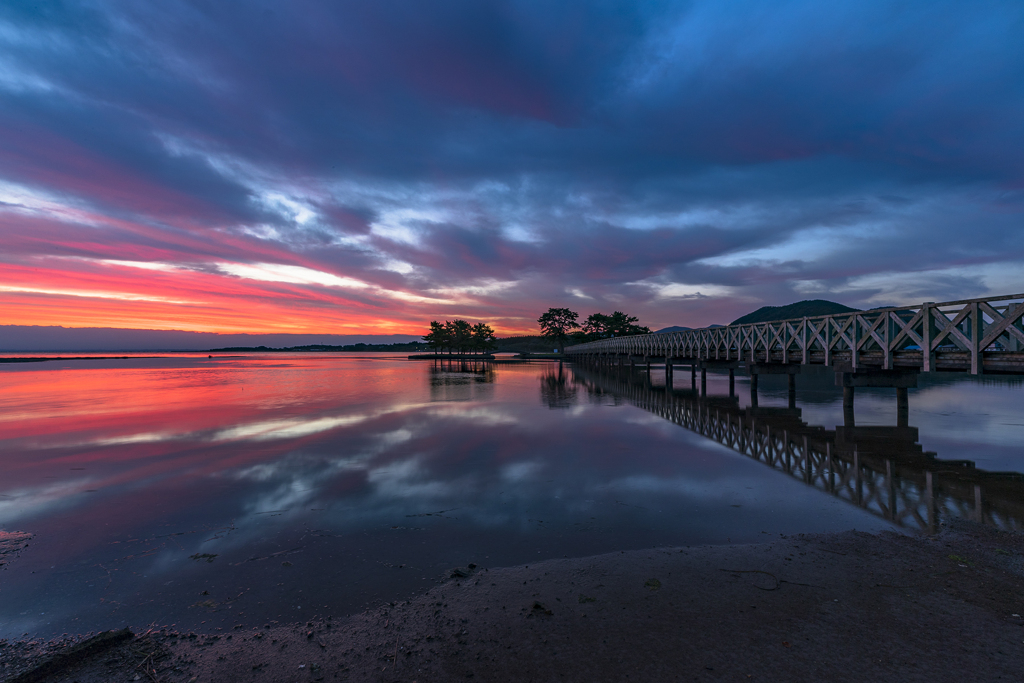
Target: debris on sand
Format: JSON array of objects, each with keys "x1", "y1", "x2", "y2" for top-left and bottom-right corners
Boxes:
[
  {"x1": 528, "y1": 601, "x2": 553, "y2": 616},
  {"x1": 7, "y1": 628, "x2": 133, "y2": 683},
  {"x1": 0, "y1": 530, "x2": 32, "y2": 569},
  {"x1": 449, "y1": 563, "x2": 478, "y2": 578}
]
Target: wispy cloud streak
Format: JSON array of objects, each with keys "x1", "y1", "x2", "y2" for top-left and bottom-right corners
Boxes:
[{"x1": 0, "y1": 0, "x2": 1021, "y2": 333}]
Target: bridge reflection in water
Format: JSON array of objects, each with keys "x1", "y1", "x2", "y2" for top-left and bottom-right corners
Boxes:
[{"x1": 560, "y1": 362, "x2": 1024, "y2": 535}]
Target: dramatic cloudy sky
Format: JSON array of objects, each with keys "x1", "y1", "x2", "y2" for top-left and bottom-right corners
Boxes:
[{"x1": 1, "y1": 0, "x2": 1022, "y2": 335}]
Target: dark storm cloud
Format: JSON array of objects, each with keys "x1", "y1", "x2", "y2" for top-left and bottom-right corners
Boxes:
[
  {"x1": 0, "y1": 0, "x2": 1022, "y2": 332},
  {"x1": 381, "y1": 218, "x2": 767, "y2": 286}
]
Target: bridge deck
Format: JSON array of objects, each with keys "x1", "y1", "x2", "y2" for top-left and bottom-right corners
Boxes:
[{"x1": 565, "y1": 292, "x2": 1024, "y2": 374}]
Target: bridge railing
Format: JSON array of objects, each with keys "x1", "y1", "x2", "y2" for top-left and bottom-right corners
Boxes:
[{"x1": 564, "y1": 292, "x2": 1024, "y2": 374}]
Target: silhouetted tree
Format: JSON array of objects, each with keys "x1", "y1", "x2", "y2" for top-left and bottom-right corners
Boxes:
[
  {"x1": 445, "y1": 319, "x2": 473, "y2": 355},
  {"x1": 423, "y1": 320, "x2": 448, "y2": 352},
  {"x1": 471, "y1": 322, "x2": 497, "y2": 355},
  {"x1": 607, "y1": 311, "x2": 650, "y2": 337},
  {"x1": 421, "y1": 319, "x2": 503, "y2": 356},
  {"x1": 582, "y1": 311, "x2": 650, "y2": 341},
  {"x1": 582, "y1": 312, "x2": 611, "y2": 339},
  {"x1": 538, "y1": 308, "x2": 579, "y2": 353}
]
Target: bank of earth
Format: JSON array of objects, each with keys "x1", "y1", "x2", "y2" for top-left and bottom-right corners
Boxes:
[{"x1": 4, "y1": 520, "x2": 1024, "y2": 682}]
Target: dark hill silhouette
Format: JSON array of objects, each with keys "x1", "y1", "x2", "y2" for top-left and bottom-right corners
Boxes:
[
  {"x1": 731, "y1": 299, "x2": 860, "y2": 325},
  {"x1": 494, "y1": 335, "x2": 560, "y2": 353},
  {"x1": 654, "y1": 325, "x2": 692, "y2": 333}
]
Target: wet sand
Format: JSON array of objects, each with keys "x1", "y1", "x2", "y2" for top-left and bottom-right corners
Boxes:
[{"x1": 4, "y1": 520, "x2": 1024, "y2": 682}]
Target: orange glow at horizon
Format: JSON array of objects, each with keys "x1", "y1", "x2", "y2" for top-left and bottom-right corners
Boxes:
[
  {"x1": 0, "y1": 259, "x2": 541, "y2": 336},
  {"x1": 0, "y1": 184, "x2": 540, "y2": 337}
]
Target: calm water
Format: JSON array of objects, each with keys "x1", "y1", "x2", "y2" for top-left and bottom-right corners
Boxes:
[{"x1": 1, "y1": 354, "x2": 1022, "y2": 638}]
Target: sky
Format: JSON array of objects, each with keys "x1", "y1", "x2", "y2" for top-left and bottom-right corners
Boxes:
[{"x1": 1, "y1": 0, "x2": 1022, "y2": 338}]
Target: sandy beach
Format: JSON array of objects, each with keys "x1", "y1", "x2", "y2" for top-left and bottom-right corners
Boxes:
[{"x1": 4, "y1": 519, "x2": 1024, "y2": 682}]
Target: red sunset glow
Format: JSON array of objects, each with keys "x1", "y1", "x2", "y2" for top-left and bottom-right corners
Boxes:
[{"x1": 1, "y1": 1, "x2": 1021, "y2": 345}]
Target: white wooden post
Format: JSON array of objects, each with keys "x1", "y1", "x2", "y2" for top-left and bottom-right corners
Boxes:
[
  {"x1": 851, "y1": 316, "x2": 859, "y2": 370},
  {"x1": 801, "y1": 318, "x2": 809, "y2": 364},
  {"x1": 883, "y1": 312, "x2": 892, "y2": 370},
  {"x1": 922, "y1": 303, "x2": 934, "y2": 372},
  {"x1": 970, "y1": 301, "x2": 982, "y2": 375},
  {"x1": 824, "y1": 318, "x2": 832, "y2": 366}
]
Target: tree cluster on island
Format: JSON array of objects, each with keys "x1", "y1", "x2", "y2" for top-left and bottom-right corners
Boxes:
[
  {"x1": 422, "y1": 320, "x2": 498, "y2": 355},
  {"x1": 537, "y1": 308, "x2": 650, "y2": 353}
]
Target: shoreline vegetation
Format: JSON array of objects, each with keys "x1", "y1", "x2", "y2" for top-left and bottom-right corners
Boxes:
[
  {"x1": 3, "y1": 521, "x2": 1023, "y2": 682},
  {"x1": 0, "y1": 299, "x2": 859, "y2": 359},
  {"x1": 207, "y1": 335, "x2": 565, "y2": 355},
  {"x1": 209, "y1": 307, "x2": 659, "y2": 357},
  {"x1": 538, "y1": 307, "x2": 651, "y2": 353},
  {"x1": 422, "y1": 319, "x2": 498, "y2": 356}
]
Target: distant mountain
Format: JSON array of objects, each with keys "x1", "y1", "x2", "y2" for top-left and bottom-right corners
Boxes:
[
  {"x1": 730, "y1": 300, "x2": 860, "y2": 325},
  {"x1": 654, "y1": 325, "x2": 692, "y2": 333}
]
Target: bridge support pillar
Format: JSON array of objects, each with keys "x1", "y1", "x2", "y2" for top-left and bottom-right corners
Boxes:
[
  {"x1": 666, "y1": 359, "x2": 673, "y2": 389},
  {"x1": 748, "y1": 363, "x2": 799, "y2": 407},
  {"x1": 691, "y1": 364, "x2": 696, "y2": 391},
  {"x1": 843, "y1": 387, "x2": 856, "y2": 427},
  {"x1": 836, "y1": 366, "x2": 918, "y2": 428},
  {"x1": 897, "y1": 387, "x2": 909, "y2": 428},
  {"x1": 697, "y1": 360, "x2": 741, "y2": 398}
]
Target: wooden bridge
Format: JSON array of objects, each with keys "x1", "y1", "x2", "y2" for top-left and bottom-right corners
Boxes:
[
  {"x1": 570, "y1": 364, "x2": 1024, "y2": 534},
  {"x1": 564, "y1": 292, "x2": 1024, "y2": 375}
]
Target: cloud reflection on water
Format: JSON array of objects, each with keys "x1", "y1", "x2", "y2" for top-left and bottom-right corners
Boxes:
[{"x1": 5, "y1": 355, "x2": 1017, "y2": 638}]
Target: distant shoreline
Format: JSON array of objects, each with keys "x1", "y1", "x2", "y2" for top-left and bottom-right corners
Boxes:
[
  {"x1": 0, "y1": 335, "x2": 562, "y2": 355},
  {"x1": 0, "y1": 356, "x2": 161, "y2": 363},
  {"x1": 0, "y1": 336, "x2": 562, "y2": 356},
  {"x1": 207, "y1": 342, "x2": 431, "y2": 352}
]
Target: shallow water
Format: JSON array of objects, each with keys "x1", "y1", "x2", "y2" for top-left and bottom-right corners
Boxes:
[{"x1": 1, "y1": 354, "x2": 1021, "y2": 638}]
